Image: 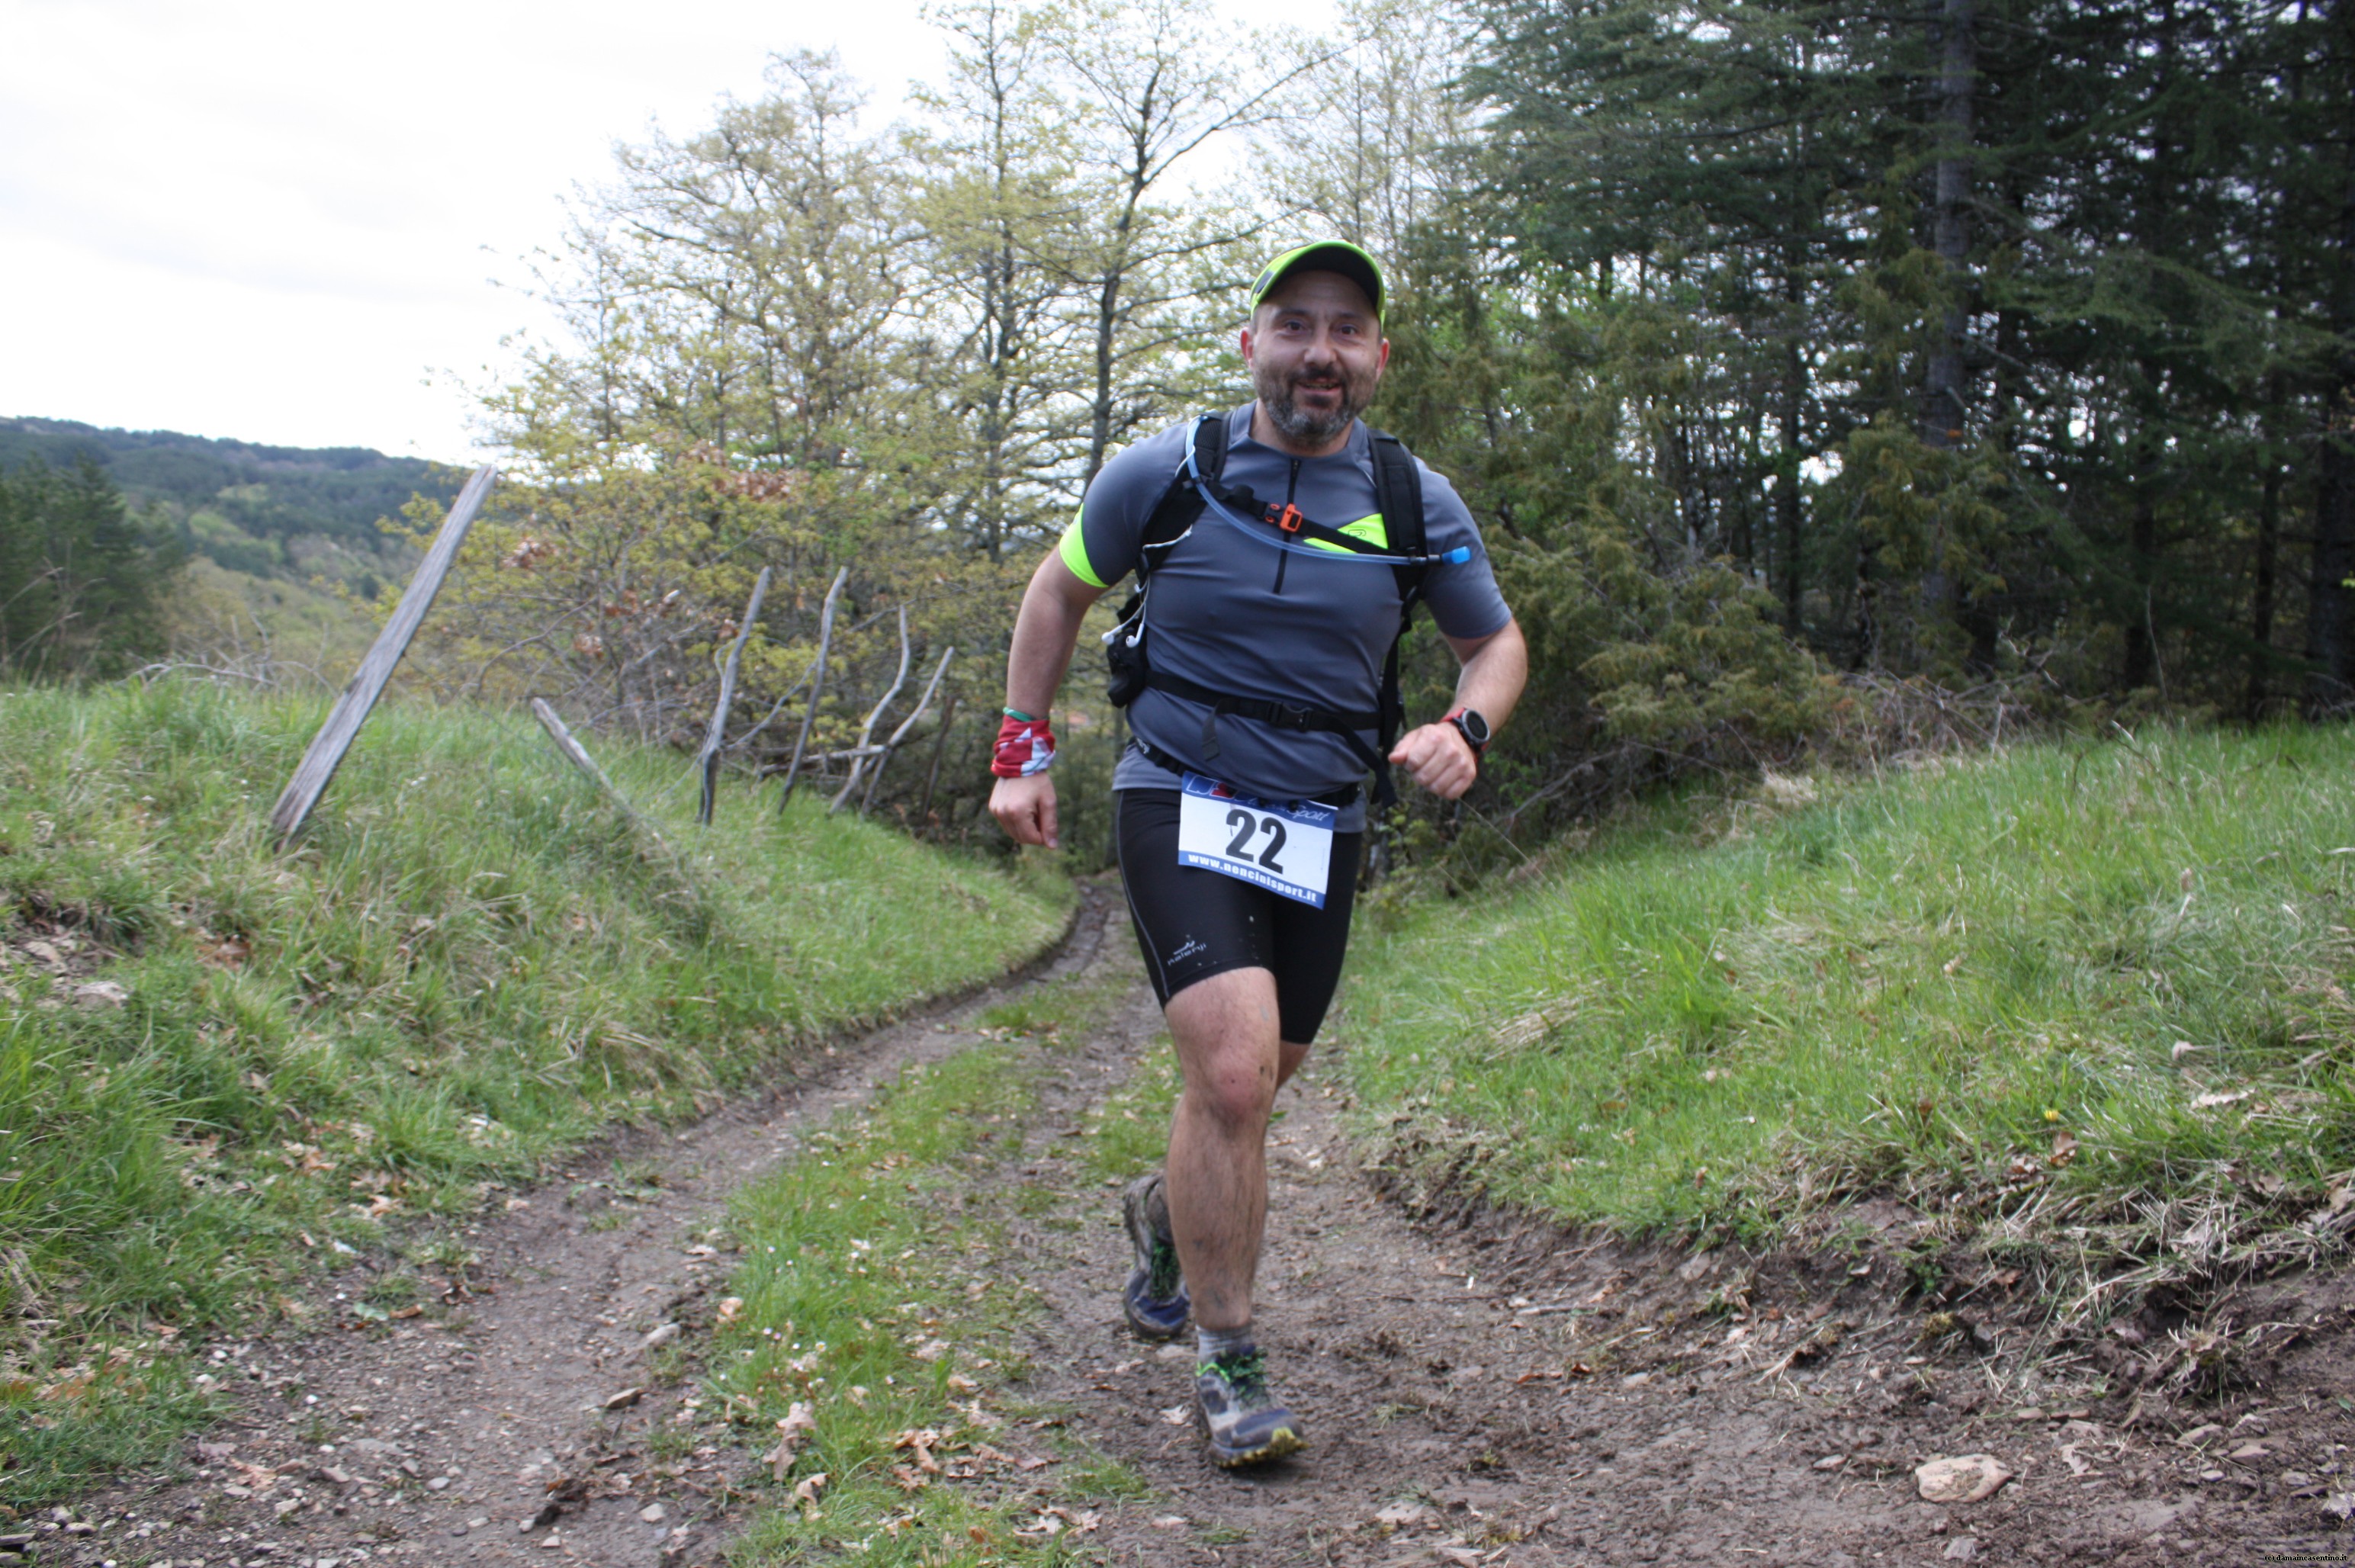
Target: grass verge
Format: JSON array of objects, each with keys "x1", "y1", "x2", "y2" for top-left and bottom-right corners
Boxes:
[
  {"x1": 708, "y1": 936, "x2": 1143, "y2": 1566},
  {"x1": 0, "y1": 681, "x2": 1071, "y2": 1506},
  {"x1": 1336, "y1": 725, "x2": 2355, "y2": 1319}
]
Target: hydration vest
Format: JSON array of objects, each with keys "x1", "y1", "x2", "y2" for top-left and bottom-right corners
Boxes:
[{"x1": 1103, "y1": 413, "x2": 1466, "y2": 810}]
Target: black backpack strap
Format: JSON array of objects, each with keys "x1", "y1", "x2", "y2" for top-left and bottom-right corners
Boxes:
[
  {"x1": 1367, "y1": 429, "x2": 1425, "y2": 561},
  {"x1": 1106, "y1": 413, "x2": 1225, "y2": 710},
  {"x1": 1365, "y1": 429, "x2": 1431, "y2": 808},
  {"x1": 1135, "y1": 413, "x2": 1227, "y2": 580}
]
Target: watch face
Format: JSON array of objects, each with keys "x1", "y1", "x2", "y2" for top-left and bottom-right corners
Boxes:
[{"x1": 1454, "y1": 709, "x2": 1490, "y2": 748}]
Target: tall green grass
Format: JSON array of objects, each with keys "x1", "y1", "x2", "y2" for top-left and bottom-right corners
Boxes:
[
  {"x1": 1338, "y1": 727, "x2": 2355, "y2": 1300},
  {"x1": 0, "y1": 681, "x2": 1069, "y2": 1502}
]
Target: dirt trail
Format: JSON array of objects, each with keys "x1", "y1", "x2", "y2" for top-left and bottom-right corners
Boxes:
[
  {"x1": 44, "y1": 884, "x2": 2355, "y2": 1568},
  {"x1": 43, "y1": 896, "x2": 1112, "y2": 1568},
  {"x1": 949, "y1": 929, "x2": 2355, "y2": 1567}
]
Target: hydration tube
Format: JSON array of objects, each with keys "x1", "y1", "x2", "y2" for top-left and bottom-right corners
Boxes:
[{"x1": 1184, "y1": 420, "x2": 1473, "y2": 567}]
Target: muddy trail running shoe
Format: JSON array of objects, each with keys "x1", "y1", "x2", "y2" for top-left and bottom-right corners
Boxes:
[
  {"x1": 1194, "y1": 1348, "x2": 1305, "y2": 1467},
  {"x1": 1121, "y1": 1171, "x2": 1190, "y2": 1339}
]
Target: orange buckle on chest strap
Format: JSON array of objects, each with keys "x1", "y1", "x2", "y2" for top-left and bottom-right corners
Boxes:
[{"x1": 1267, "y1": 503, "x2": 1306, "y2": 535}]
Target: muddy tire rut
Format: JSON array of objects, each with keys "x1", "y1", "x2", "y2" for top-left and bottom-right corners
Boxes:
[{"x1": 44, "y1": 885, "x2": 2355, "y2": 1567}]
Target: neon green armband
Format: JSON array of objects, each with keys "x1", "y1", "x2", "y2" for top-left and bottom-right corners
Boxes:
[{"x1": 1057, "y1": 506, "x2": 1109, "y2": 589}]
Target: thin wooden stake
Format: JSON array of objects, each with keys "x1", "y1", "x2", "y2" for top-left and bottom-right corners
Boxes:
[
  {"x1": 697, "y1": 567, "x2": 771, "y2": 827},
  {"x1": 779, "y1": 567, "x2": 848, "y2": 812},
  {"x1": 918, "y1": 688, "x2": 959, "y2": 827},
  {"x1": 269, "y1": 464, "x2": 496, "y2": 844},
  {"x1": 531, "y1": 698, "x2": 664, "y2": 848},
  {"x1": 860, "y1": 646, "x2": 955, "y2": 815},
  {"x1": 831, "y1": 604, "x2": 912, "y2": 813}
]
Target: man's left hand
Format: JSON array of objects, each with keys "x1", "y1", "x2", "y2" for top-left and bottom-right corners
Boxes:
[{"x1": 1389, "y1": 721, "x2": 1479, "y2": 801}]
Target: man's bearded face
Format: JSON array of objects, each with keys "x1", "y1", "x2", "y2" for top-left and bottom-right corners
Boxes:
[
  {"x1": 1245, "y1": 271, "x2": 1387, "y2": 449},
  {"x1": 1253, "y1": 329, "x2": 1381, "y2": 445}
]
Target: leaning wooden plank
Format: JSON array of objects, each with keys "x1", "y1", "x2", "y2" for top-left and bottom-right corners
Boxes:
[
  {"x1": 697, "y1": 567, "x2": 772, "y2": 827},
  {"x1": 778, "y1": 567, "x2": 850, "y2": 811},
  {"x1": 531, "y1": 698, "x2": 667, "y2": 849},
  {"x1": 831, "y1": 603, "x2": 912, "y2": 813},
  {"x1": 270, "y1": 464, "x2": 498, "y2": 845},
  {"x1": 860, "y1": 645, "x2": 956, "y2": 815}
]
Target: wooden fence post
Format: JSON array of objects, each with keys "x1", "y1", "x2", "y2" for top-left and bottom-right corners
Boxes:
[
  {"x1": 778, "y1": 567, "x2": 848, "y2": 811},
  {"x1": 531, "y1": 697, "x2": 665, "y2": 849},
  {"x1": 269, "y1": 464, "x2": 497, "y2": 845},
  {"x1": 697, "y1": 567, "x2": 771, "y2": 827},
  {"x1": 831, "y1": 604, "x2": 911, "y2": 813},
  {"x1": 918, "y1": 688, "x2": 959, "y2": 827},
  {"x1": 859, "y1": 646, "x2": 956, "y2": 815}
]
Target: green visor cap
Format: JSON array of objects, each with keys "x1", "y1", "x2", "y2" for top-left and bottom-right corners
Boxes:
[{"x1": 1248, "y1": 240, "x2": 1385, "y2": 321}]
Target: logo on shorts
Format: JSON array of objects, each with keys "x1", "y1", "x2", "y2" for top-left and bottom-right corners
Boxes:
[{"x1": 1171, "y1": 938, "x2": 1206, "y2": 962}]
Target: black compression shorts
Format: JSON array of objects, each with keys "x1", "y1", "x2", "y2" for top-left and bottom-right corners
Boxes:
[{"x1": 1113, "y1": 789, "x2": 1361, "y2": 1043}]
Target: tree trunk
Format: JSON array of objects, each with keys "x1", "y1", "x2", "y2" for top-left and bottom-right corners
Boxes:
[
  {"x1": 2309, "y1": 384, "x2": 2355, "y2": 714},
  {"x1": 2245, "y1": 451, "x2": 2283, "y2": 719},
  {"x1": 1086, "y1": 170, "x2": 1148, "y2": 487},
  {"x1": 2122, "y1": 490, "x2": 2158, "y2": 692},
  {"x1": 2304, "y1": 15, "x2": 2355, "y2": 715},
  {"x1": 1923, "y1": 0, "x2": 1976, "y2": 450},
  {"x1": 1779, "y1": 332, "x2": 1804, "y2": 638}
]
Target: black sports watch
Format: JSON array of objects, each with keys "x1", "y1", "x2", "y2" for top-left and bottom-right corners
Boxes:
[{"x1": 1444, "y1": 706, "x2": 1491, "y2": 758}]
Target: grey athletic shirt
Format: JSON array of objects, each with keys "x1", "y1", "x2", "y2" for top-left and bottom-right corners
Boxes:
[{"x1": 1059, "y1": 405, "x2": 1511, "y2": 831}]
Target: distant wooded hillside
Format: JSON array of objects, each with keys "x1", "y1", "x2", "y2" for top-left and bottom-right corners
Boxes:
[{"x1": 0, "y1": 416, "x2": 460, "y2": 588}]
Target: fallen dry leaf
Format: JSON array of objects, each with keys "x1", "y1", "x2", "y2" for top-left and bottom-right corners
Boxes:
[
  {"x1": 764, "y1": 1401, "x2": 818, "y2": 1480},
  {"x1": 892, "y1": 1427, "x2": 943, "y2": 1473},
  {"x1": 230, "y1": 1459, "x2": 279, "y2": 1493}
]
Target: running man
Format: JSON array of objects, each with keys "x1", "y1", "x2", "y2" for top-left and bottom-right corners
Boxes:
[{"x1": 989, "y1": 242, "x2": 1527, "y2": 1467}]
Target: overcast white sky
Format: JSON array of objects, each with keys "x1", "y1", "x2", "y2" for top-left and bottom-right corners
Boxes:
[{"x1": 1, "y1": 0, "x2": 1314, "y2": 464}]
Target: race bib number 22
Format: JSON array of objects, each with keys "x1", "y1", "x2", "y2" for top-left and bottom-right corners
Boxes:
[{"x1": 1176, "y1": 773, "x2": 1335, "y2": 908}]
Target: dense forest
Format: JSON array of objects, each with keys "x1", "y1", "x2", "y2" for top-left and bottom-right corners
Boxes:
[
  {"x1": 11, "y1": 0, "x2": 2348, "y2": 855},
  {"x1": 0, "y1": 457, "x2": 179, "y2": 681},
  {"x1": 1415, "y1": 0, "x2": 2353, "y2": 727}
]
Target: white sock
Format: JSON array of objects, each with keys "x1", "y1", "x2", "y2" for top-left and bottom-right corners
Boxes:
[{"x1": 1197, "y1": 1324, "x2": 1255, "y2": 1363}]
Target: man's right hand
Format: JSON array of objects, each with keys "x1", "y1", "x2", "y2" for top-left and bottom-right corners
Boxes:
[{"x1": 990, "y1": 773, "x2": 1060, "y2": 848}]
